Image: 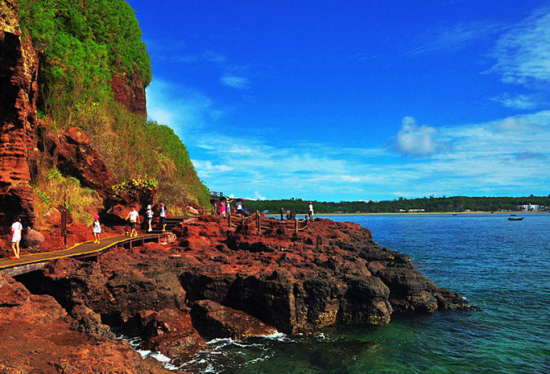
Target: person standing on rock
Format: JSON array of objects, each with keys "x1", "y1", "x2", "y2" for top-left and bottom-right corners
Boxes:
[
  {"x1": 146, "y1": 204, "x2": 153, "y2": 232},
  {"x1": 226, "y1": 198, "x2": 232, "y2": 215},
  {"x1": 10, "y1": 217, "x2": 23, "y2": 260},
  {"x1": 126, "y1": 207, "x2": 140, "y2": 237},
  {"x1": 159, "y1": 201, "x2": 167, "y2": 232},
  {"x1": 308, "y1": 201, "x2": 314, "y2": 220},
  {"x1": 92, "y1": 215, "x2": 101, "y2": 244},
  {"x1": 220, "y1": 200, "x2": 226, "y2": 217}
]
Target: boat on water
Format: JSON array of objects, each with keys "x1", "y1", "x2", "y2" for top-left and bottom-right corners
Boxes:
[{"x1": 508, "y1": 217, "x2": 524, "y2": 221}]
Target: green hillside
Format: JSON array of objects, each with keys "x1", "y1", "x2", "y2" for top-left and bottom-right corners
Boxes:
[{"x1": 18, "y1": 0, "x2": 210, "y2": 220}]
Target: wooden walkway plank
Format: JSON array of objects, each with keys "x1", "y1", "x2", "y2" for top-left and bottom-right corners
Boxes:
[{"x1": 0, "y1": 233, "x2": 163, "y2": 273}]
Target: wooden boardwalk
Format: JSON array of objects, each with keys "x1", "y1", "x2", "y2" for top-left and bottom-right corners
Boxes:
[{"x1": 0, "y1": 233, "x2": 165, "y2": 277}]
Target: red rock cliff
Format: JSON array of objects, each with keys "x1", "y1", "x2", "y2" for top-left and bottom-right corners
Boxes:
[
  {"x1": 0, "y1": 0, "x2": 39, "y2": 232},
  {"x1": 111, "y1": 72, "x2": 147, "y2": 117}
]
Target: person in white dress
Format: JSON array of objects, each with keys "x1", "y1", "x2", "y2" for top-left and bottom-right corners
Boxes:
[
  {"x1": 11, "y1": 217, "x2": 23, "y2": 259},
  {"x1": 92, "y1": 215, "x2": 101, "y2": 244}
]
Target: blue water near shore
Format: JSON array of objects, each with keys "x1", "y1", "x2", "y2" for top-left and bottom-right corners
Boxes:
[{"x1": 182, "y1": 213, "x2": 550, "y2": 374}]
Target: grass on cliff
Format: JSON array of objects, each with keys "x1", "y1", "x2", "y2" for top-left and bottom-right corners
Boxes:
[
  {"x1": 74, "y1": 98, "x2": 210, "y2": 207},
  {"x1": 32, "y1": 168, "x2": 103, "y2": 229}
]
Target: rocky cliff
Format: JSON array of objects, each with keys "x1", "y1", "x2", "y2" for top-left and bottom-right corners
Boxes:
[
  {"x1": 11, "y1": 216, "x2": 474, "y2": 368},
  {"x1": 0, "y1": 0, "x2": 39, "y2": 232}
]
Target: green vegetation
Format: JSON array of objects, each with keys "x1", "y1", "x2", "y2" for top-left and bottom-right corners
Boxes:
[
  {"x1": 19, "y1": 0, "x2": 151, "y2": 88},
  {"x1": 112, "y1": 178, "x2": 158, "y2": 198},
  {"x1": 32, "y1": 168, "x2": 103, "y2": 228},
  {"x1": 19, "y1": 0, "x2": 210, "y2": 215},
  {"x1": 243, "y1": 196, "x2": 550, "y2": 214}
]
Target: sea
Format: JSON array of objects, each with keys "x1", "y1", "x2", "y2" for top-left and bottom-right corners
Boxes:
[{"x1": 150, "y1": 213, "x2": 550, "y2": 374}]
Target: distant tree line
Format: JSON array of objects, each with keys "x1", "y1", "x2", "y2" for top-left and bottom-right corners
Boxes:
[{"x1": 242, "y1": 195, "x2": 550, "y2": 214}]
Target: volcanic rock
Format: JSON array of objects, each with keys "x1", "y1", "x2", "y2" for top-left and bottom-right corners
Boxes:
[
  {"x1": 0, "y1": 274, "x2": 173, "y2": 373},
  {"x1": 20, "y1": 216, "x2": 474, "y2": 340}
]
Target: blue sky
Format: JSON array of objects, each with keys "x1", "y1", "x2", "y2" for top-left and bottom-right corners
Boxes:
[{"x1": 127, "y1": 0, "x2": 550, "y2": 201}]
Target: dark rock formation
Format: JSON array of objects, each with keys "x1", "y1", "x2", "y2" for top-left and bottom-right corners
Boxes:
[
  {"x1": 0, "y1": 0, "x2": 39, "y2": 232},
  {"x1": 191, "y1": 299, "x2": 277, "y2": 340},
  {"x1": 137, "y1": 308, "x2": 207, "y2": 364},
  {"x1": 111, "y1": 72, "x2": 147, "y2": 117}
]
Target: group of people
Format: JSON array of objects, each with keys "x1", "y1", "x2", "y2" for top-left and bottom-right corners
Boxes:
[
  {"x1": 92, "y1": 202, "x2": 168, "y2": 243},
  {"x1": 216, "y1": 199, "x2": 314, "y2": 220},
  {"x1": 124, "y1": 201, "x2": 167, "y2": 237},
  {"x1": 286, "y1": 201, "x2": 315, "y2": 221},
  {"x1": 5, "y1": 203, "x2": 168, "y2": 261},
  {"x1": 217, "y1": 197, "x2": 249, "y2": 217},
  {"x1": 6, "y1": 200, "x2": 314, "y2": 260}
]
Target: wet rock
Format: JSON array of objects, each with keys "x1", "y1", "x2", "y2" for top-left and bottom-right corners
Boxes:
[
  {"x1": 19, "y1": 256, "x2": 187, "y2": 325},
  {"x1": 191, "y1": 299, "x2": 277, "y2": 340},
  {"x1": 139, "y1": 308, "x2": 207, "y2": 363}
]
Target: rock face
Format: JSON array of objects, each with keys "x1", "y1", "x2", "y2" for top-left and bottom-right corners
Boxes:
[
  {"x1": 0, "y1": 0, "x2": 39, "y2": 232},
  {"x1": 0, "y1": 274, "x2": 173, "y2": 373},
  {"x1": 38, "y1": 126, "x2": 116, "y2": 198},
  {"x1": 111, "y1": 72, "x2": 147, "y2": 117},
  {"x1": 16, "y1": 217, "x2": 474, "y2": 364}
]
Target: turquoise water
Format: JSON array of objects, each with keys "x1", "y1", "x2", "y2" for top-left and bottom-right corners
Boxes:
[{"x1": 181, "y1": 213, "x2": 550, "y2": 373}]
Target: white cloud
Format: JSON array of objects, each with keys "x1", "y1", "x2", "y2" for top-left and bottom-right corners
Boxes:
[
  {"x1": 392, "y1": 117, "x2": 450, "y2": 157},
  {"x1": 341, "y1": 175, "x2": 361, "y2": 182},
  {"x1": 146, "y1": 79, "x2": 223, "y2": 138},
  {"x1": 491, "y1": 94, "x2": 537, "y2": 110},
  {"x1": 494, "y1": 114, "x2": 544, "y2": 133},
  {"x1": 405, "y1": 21, "x2": 505, "y2": 57},
  {"x1": 220, "y1": 74, "x2": 250, "y2": 90},
  {"x1": 490, "y1": 7, "x2": 550, "y2": 84},
  {"x1": 191, "y1": 160, "x2": 233, "y2": 174},
  {"x1": 200, "y1": 111, "x2": 550, "y2": 199},
  {"x1": 254, "y1": 191, "x2": 266, "y2": 200}
]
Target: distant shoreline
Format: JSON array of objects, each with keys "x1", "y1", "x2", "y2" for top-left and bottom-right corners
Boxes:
[
  {"x1": 316, "y1": 211, "x2": 546, "y2": 216},
  {"x1": 266, "y1": 211, "x2": 546, "y2": 217}
]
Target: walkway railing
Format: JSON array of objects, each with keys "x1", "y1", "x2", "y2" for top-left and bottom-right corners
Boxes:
[{"x1": 223, "y1": 210, "x2": 311, "y2": 236}]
